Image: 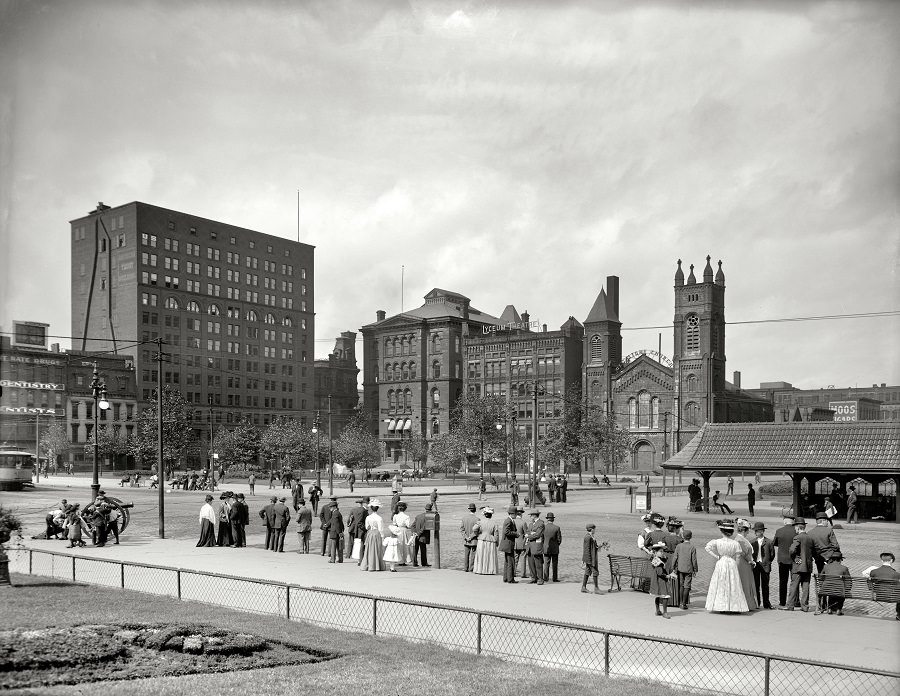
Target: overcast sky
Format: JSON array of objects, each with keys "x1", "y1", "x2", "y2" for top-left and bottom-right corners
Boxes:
[{"x1": 1, "y1": 0, "x2": 898, "y2": 390}]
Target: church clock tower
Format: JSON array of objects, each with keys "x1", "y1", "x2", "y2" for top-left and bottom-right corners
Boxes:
[{"x1": 582, "y1": 275, "x2": 622, "y2": 414}]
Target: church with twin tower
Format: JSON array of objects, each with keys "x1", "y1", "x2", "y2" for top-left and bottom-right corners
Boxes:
[{"x1": 583, "y1": 256, "x2": 771, "y2": 470}]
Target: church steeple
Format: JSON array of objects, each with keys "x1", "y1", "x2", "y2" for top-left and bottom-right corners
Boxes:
[
  {"x1": 687, "y1": 264, "x2": 696, "y2": 284},
  {"x1": 674, "y1": 259, "x2": 684, "y2": 286},
  {"x1": 703, "y1": 255, "x2": 714, "y2": 283},
  {"x1": 715, "y1": 259, "x2": 725, "y2": 286}
]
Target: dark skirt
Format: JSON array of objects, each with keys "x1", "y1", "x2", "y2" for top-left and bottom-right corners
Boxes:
[
  {"x1": 197, "y1": 519, "x2": 216, "y2": 547},
  {"x1": 216, "y1": 519, "x2": 233, "y2": 546}
]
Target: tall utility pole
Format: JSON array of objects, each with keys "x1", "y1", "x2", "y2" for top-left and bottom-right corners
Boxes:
[
  {"x1": 328, "y1": 394, "x2": 334, "y2": 496},
  {"x1": 34, "y1": 413, "x2": 40, "y2": 483},
  {"x1": 89, "y1": 363, "x2": 109, "y2": 503},
  {"x1": 313, "y1": 412, "x2": 321, "y2": 488},
  {"x1": 531, "y1": 383, "x2": 540, "y2": 506},
  {"x1": 156, "y1": 339, "x2": 166, "y2": 538}
]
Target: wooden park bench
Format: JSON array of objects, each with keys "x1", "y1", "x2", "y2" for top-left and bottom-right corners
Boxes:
[
  {"x1": 815, "y1": 575, "x2": 900, "y2": 613},
  {"x1": 607, "y1": 554, "x2": 650, "y2": 593}
]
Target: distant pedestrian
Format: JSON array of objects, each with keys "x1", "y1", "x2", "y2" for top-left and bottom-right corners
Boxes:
[
  {"x1": 268, "y1": 471, "x2": 276, "y2": 489},
  {"x1": 347, "y1": 470, "x2": 356, "y2": 493},
  {"x1": 272, "y1": 497, "x2": 291, "y2": 552},
  {"x1": 248, "y1": 473, "x2": 256, "y2": 495},
  {"x1": 747, "y1": 484, "x2": 756, "y2": 517},
  {"x1": 429, "y1": 488, "x2": 439, "y2": 511},
  {"x1": 846, "y1": 486, "x2": 858, "y2": 524},
  {"x1": 581, "y1": 523, "x2": 602, "y2": 594},
  {"x1": 727, "y1": 475, "x2": 735, "y2": 495},
  {"x1": 478, "y1": 477, "x2": 487, "y2": 501},
  {"x1": 713, "y1": 491, "x2": 733, "y2": 515},
  {"x1": 295, "y1": 499, "x2": 312, "y2": 553}
]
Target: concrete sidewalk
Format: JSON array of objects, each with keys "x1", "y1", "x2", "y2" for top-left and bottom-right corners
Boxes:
[{"x1": 12, "y1": 534, "x2": 899, "y2": 674}]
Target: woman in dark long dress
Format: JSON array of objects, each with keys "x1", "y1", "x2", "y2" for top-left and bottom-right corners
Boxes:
[{"x1": 196, "y1": 495, "x2": 216, "y2": 547}]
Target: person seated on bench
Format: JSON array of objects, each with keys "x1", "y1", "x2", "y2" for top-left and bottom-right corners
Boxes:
[
  {"x1": 819, "y1": 551, "x2": 851, "y2": 615},
  {"x1": 863, "y1": 551, "x2": 900, "y2": 621},
  {"x1": 713, "y1": 491, "x2": 733, "y2": 515}
]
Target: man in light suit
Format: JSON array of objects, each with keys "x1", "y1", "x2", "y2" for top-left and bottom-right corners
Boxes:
[
  {"x1": 542, "y1": 511, "x2": 562, "y2": 582},
  {"x1": 772, "y1": 516, "x2": 796, "y2": 608},
  {"x1": 498, "y1": 505, "x2": 519, "y2": 583},
  {"x1": 525, "y1": 509, "x2": 545, "y2": 585},
  {"x1": 784, "y1": 517, "x2": 814, "y2": 612},
  {"x1": 460, "y1": 502, "x2": 479, "y2": 572},
  {"x1": 271, "y1": 497, "x2": 291, "y2": 552},
  {"x1": 750, "y1": 521, "x2": 775, "y2": 609}
]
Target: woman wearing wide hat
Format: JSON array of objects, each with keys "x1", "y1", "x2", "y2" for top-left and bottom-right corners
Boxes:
[
  {"x1": 704, "y1": 519, "x2": 750, "y2": 613},
  {"x1": 360, "y1": 498, "x2": 386, "y2": 572}
]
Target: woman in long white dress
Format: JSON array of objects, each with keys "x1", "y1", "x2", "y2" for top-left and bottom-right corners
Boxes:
[
  {"x1": 360, "y1": 500, "x2": 386, "y2": 572},
  {"x1": 735, "y1": 519, "x2": 759, "y2": 610},
  {"x1": 391, "y1": 502, "x2": 413, "y2": 566},
  {"x1": 704, "y1": 520, "x2": 750, "y2": 613},
  {"x1": 473, "y1": 508, "x2": 499, "y2": 575}
]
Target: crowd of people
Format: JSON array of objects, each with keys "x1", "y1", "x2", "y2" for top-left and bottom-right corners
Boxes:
[{"x1": 44, "y1": 492, "x2": 122, "y2": 548}]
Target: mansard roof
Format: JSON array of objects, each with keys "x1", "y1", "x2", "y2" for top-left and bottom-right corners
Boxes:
[{"x1": 663, "y1": 421, "x2": 900, "y2": 473}]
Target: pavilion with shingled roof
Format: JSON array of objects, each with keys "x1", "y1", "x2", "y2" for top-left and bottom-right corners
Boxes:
[{"x1": 662, "y1": 421, "x2": 900, "y2": 520}]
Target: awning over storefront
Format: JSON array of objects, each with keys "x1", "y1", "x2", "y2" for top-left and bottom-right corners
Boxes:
[{"x1": 387, "y1": 419, "x2": 396, "y2": 431}]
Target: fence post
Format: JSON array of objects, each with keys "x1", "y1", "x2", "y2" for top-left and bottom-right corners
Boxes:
[
  {"x1": 72, "y1": 555, "x2": 76, "y2": 582},
  {"x1": 177, "y1": 570, "x2": 182, "y2": 600},
  {"x1": 372, "y1": 598, "x2": 378, "y2": 636},
  {"x1": 476, "y1": 613, "x2": 482, "y2": 655},
  {"x1": 764, "y1": 657, "x2": 770, "y2": 696},
  {"x1": 120, "y1": 563, "x2": 125, "y2": 589},
  {"x1": 29, "y1": 549, "x2": 33, "y2": 575},
  {"x1": 285, "y1": 584, "x2": 291, "y2": 620},
  {"x1": 604, "y1": 633, "x2": 610, "y2": 677}
]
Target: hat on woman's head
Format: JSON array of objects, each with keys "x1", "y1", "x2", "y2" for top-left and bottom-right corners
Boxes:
[
  {"x1": 369, "y1": 498, "x2": 381, "y2": 508},
  {"x1": 717, "y1": 518, "x2": 735, "y2": 531},
  {"x1": 640, "y1": 513, "x2": 652, "y2": 523},
  {"x1": 483, "y1": 507, "x2": 494, "y2": 515},
  {"x1": 736, "y1": 518, "x2": 750, "y2": 530}
]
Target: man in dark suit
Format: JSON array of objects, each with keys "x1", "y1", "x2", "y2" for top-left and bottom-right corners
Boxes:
[
  {"x1": 785, "y1": 517, "x2": 814, "y2": 611},
  {"x1": 672, "y1": 529, "x2": 698, "y2": 609},
  {"x1": 750, "y1": 521, "x2": 775, "y2": 609},
  {"x1": 808, "y1": 512, "x2": 841, "y2": 613},
  {"x1": 498, "y1": 505, "x2": 519, "y2": 583},
  {"x1": 229, "y1": 493, "x2": 249, "y2": 547},
  {"x1": 412, "y1": 503, "x2": 433, "y2": 567},
  {"x1": 346, "y1": 498, "x2": 367, "y2": 560},
  {"x1": 772, "y1": 516, "x2": 796, "y2": 608},
  {"x1": 819, "y1": 551, "x2": 851, "y2": 615},
  {"x1": 514, "y1": 506, "x2": 528, "y2": 578},
  {"x1": 258, "y1": 496, "x2": 277, "y2": 550},
  {"x1": 460, "y1": 503, "x2": 479, "y2": 572},
  {"x1": 271, "y1": 497, "x2": 291, "y2": 552},
  {"x1": 296, "y1": 498, "x2": 312, "y2": 553},
  {"x1": 292, "y1": 483, "x2": 304, "y2": 513},
  {"x1": 319, "y1": 496, "x2": 337, "y2": 555},
  {"x1": 864, "y1": 551, "x2": 900, "y2": 621},
  {"x1": 327, "y1": 500, "x2": 345, "y2": 562},
  {"x1": 525, "y1": 510, "x2": 545, "y2": 585},
  {"x1": 542, "y1": 511, "x2": 562, "y2": 582},
  {"x1": 747, "y1": 484, "x2": 756, "y2": 516},
  {"x1": 581, "y1": 523, "x2": 601, "y2": 593}
]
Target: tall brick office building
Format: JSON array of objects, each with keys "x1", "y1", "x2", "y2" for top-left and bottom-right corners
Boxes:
[{"x1": 70, "y1": 202, "x2": 315, "y2": 466}]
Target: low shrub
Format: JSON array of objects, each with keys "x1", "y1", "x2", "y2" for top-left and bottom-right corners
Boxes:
[{"x1": 759, "y1": 480, "x2": 793, "y2": 496}]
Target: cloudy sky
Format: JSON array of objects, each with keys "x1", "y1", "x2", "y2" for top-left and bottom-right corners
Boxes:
[{"x1": 1, "y1": 0, "x2": 898, "y2": 390}]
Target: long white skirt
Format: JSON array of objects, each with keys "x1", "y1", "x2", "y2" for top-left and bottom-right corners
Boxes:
[{"x1": 706, "y1": 557, "x2": 749, "y2": 613}]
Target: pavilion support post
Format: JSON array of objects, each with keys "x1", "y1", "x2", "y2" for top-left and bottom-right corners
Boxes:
[
  {"x1": 791, "y1": 474, "x2": 801, "y2": 519},
  {"x1": 700, "y1": 471, "x2": 712, "y2": 514},
  {"x1": 894, "y1": 476, "x2": 900, "y2": 523}
]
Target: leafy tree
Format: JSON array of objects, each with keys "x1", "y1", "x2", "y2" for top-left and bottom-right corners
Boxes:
[
  {"x1": 39, "y1": 420, "x2": 70, "y2": 473},
  {"x1": 127, "y1": 386, "x2": 197, "y2": 473},
  {"x1": 538, "y1": 392, "x2": 583, "y2": 478},
  {"x1": 260, "y1": 416, "x2": 316, "y2": 471},
  {"x1": 450, "y1": 393, "x2": 508, "y2": 473},
  {"x1": 333, "y1": 412, "x2": 380, "y2": 476},
  {"x1": 580, "y1": 411, "x2": 633, "y2": 479},
  {"x1": 404, "y1": 429, "x2": 429, "y2": 474},
  {"x1": 427, "y1": 432, "x2": 465, "y2": 481},
  {"x1": 212, "y1": 419, "x2": 261, "y2": 471},
  {"x1": 85, "y1": 424, "x2": 129, "y2": 473}
]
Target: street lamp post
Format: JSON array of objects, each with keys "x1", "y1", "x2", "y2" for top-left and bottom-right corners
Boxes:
[
  {"x1": 474, "y1": 424, "x2": 486, "y2": 483},
  {"x1": 328, "y1": 394, "x2": 334, "y2": 496},
  {"x1": 90, "y1": 364, "x2": 109, "y2": 503},
  {"x1": 312, "y1": 412, "x2": 321, "y2": 489}
]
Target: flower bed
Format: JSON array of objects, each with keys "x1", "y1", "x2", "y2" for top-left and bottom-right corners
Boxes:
[{"x1": 0, "y1": 623, "x2": 338, "y2": 690}]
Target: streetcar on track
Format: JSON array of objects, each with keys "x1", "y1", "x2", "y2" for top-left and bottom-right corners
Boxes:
[{"x1": 0, "y1": 448, "x2": 36, "y2": 491}]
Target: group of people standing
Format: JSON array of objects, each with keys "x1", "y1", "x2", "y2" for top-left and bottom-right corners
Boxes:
[{"x1": 45, "y1": 493, "x2": 122, "y2": 549}]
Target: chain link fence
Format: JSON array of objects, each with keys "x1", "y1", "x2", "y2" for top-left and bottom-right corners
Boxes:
[{"x1": 8, "y1": 547, "x2": 899, "y2": 696}]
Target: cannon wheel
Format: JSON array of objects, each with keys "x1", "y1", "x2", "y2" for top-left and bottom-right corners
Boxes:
[{"x1": 84, "y1": 496, "x2": 133, "y2": 533}]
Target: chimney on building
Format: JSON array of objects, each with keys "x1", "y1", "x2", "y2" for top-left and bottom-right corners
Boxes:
[
  {"x1": 606, "y1": 276, "x2": 619, "y2": 319},
  {"x1": 376, "y1": 310, "x2": 386, "y2": 322},
  {"x1": 733, "y1": 371, "x2": 741, "y2": 390},
  {"x1": 521, "y1": 310, "x2": 530, "y2": 328},
  {"x1": 542, "y1": 324, "x2": 547, "y2": 332},
  {"x1": 51, "y1": 343, "x2": 60, "y2": 352}
]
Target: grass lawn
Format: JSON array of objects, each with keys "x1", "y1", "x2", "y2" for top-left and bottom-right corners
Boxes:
[{"x1": 2, "y1": 573, "x2": 688, "y2": 696}]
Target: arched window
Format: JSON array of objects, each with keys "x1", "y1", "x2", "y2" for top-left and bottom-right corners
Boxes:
[
  {"x1": 387, "y1": 390, "x2": 395, "y2": 410},
  {"x1": 685, "y1": 401, "x2": 700, "y2": 426},
  {"x1": 410, "y1": 335, "x2": 417, "y2": 353},
  {"x1": 629, "y1": 398, "x2": 637, "y2": 429},
  {"x1": 404, "y1": 389, "x2": 411, "y2": 409},
  {"x1": 401, "y1": 337, "x2": 409, "y2": 355},
  {"x1": 591, "y1": 380, "x2": 600, "y2": 397},
  {"x1": 685, "y1": 314, "x2": 700, "y2": 353},
  {"x1": 401, "y1": 362, "x2": 409, "y2": 380},
  {"x1": 164, "y1": 297, "x2": 180, "y2": 310},
  {"x1": 432, "y1": 360, "x2": 441, "y2": 379},
  {"x1": 431, "y1": 418, "x2": 440, "y2": 436},
  {"x1": 455, "y1": 361, "x2": 461, "y2": 379},
  {"x1": 282, "y1": 316, "x2": 293, "y2": 327},
  {"x1": 651, "y1": 397, "x2": 660, "y2": 429},
  {"x1": 590, "y1": 335, "x2": 602, "y2": 363},
  {"x1": 409, "y1": 361, "x2": 417, "y2": 379},
  {"x1": 432, "y1": 334, "x2": 441, "y2": 352},
  {"x1": 431, "y1": 388, "x2": 440, "y2": 407},
  {"x1": 246, "y1": 309, "x2": 258, "y2": 322},
  {"x1": 186, "y1": 301, "x2": 201, "y2": 313},
  {"x1": 265, "y1": 313, "x2": 276, "y2": 324},
  {"x1": 392, "y1": 338, "x2": 399, "y2": 356},
  {"x1": 385, "y1": 363, "x2": 393, "y2": 381},
  {"x1": 686, "y1": 373, "x2": 697, "y2": 392},
  {"x1": 393, "y1": 362, "x2": 399, "y2": 380},
  {"x1": 639, "y1": 391, "x2": 650, "y2": 428},
  {"x1": 208, "y1": 303, "x2": 220, "y2": 316},
  {"x1": 385, "y1": 338, "x2": 392, "y2": 357}
]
